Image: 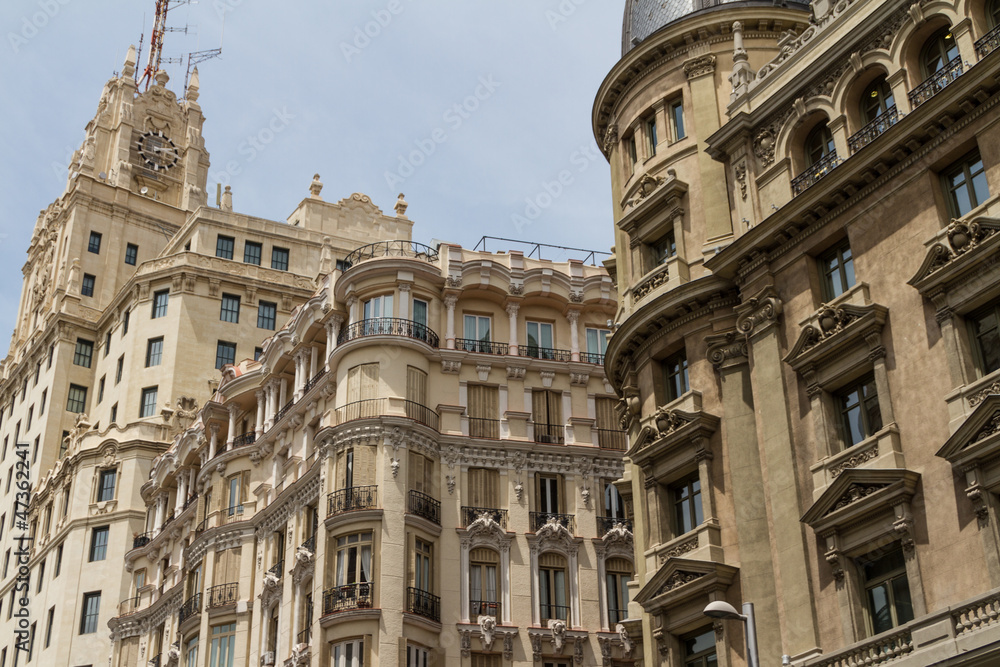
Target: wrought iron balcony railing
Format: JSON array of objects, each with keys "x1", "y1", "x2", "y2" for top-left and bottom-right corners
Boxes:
[
  {"x1": 300, "y1": 535, "x2": 316, "y2": 554},
  {"x1": 183, "y1": 493, "x2": 199, "y2": 510},
  {"x1": 791, "y1": 150, "x2": 841, "y2": 196},
  {"x1": 608, "y1": 607, "x2": 628, "y2": 625},
  {"x1": 223, "y1": 505, "x2": 244, "y2": 525},
  {"x1": 534, "y1": 423, "x2": 565, "y2": 444},
  {"x1": 468, "y1": 417, "x2": 500, "y2": 439},
  {"x1": 297, "y1": 627, "x2": 311, "y2": 645},
  {"x1": 267, "y1": 560, "x2": 284, "y2": 578},
  {"x1": 274, "y1": 398, "x2": 295, "y2": 424},
  {"x1": 338, "y1": 318, "x2": 440, "y2": 348},
  {"x1": 407, "y1": 587, "x2": 441, "y2": 622},
  {"x1": 327, "y1": 485, "x2": 378, "y2": 517},
  {"x1": 232, "y1": 431, "x2": 256, "y2": 447},
  {"x1": 530, "y1": 512, "x2": 574, "y2": 533},
  {"x1": 595, "y1": 427, "x2": 627, "y2": 451},
  {"x1": 160, "y1": 510, "x2": 175, "y2": 531},
  {"x1": 518, "y1": 345, "x2": 572, "y2": 361},
  {"x1": 133, "y1": 532, "x2": 153, "y2": 549},
  {"x1": 206, "y1": 583, "x2": 238, "y2": 609},
  {"x1": 461, "y1": 506, "x2": 508, "y2": 529},
  {"x1": 179, "y1": 593, "x2": 202, "y2": 622},
  {"x1": 908, "y1": 56, "x2": 963, "y2": 108},
  {"x1": 976, "y1": 24, "x2": 1000, "y2": 59},
  {"x1": 335, "y1": 398, "x2": 385, "y2": 424},
  {"x1": 455, "y1": 338, "x2": 509, "y2": 355},
  {"x1": 848, "y1": 106, "x2": 900, "y2": 154},
  {"x1": 404, "y1": 400, "x2": 440, "y2": 430},
  {"x1": 118, "y1": 596, "x2": 142, "y2": 616},
  {"x1": 195, "y1": 517, "x2": 209, "y2": 534},
  {"x1": 343, "y1": 240, "x2": 439, "y2": 268},
  {"x1": 148, "y1": 654, "x2": 162, "y2": 667},
  {"x1": 408, "y1": 490, "x2": 441, "y2": 525},
  {"x1": 597, "y1": 516, "x2": 633, "y2": 535},
  {"x1": 303, "y1": 368, "x2": 327, "y2": 393},
  {"x1": 470, "y1": 599, "x2": 501, "y2": 619},
  {"x1": 322, "y1": 582, "x2": 374, "y2": 615},
  {"x1": 579, "y1": 351, "x2": 605, "y2": 364}
]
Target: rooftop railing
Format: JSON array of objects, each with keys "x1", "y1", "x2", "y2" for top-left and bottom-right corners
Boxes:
[{"x1": 343, "y1": 240, "x2": 439, "y2": 268}]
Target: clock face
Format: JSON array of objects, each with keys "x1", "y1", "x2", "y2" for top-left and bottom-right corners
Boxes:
[{"x1": 137, "y1": 130, "x2": 179, "y2": 171}]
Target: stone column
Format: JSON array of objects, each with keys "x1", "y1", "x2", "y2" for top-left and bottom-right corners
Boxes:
[
  {"x1": 460, "y1": 538, "x2": 471, "y2": 623},
  {"x1": 567, "y1": 310, "x2": 580, "y2": 362},
  {"x1": 952, "y1": 17, "x2": 976, "y2": 70},
  {"x1": 506, "y1": 303, "x2": 519, "y2": 355},
  {"x1": 255, "y1": 390, "x2": 265, "y2": 435},
  {"x1": 154, "y1": 494, "x2": 165, "y2": 533},
  {"x1": 175, "y1": 471, "x2": 186, "y2": 515},
  {"x1": 398, "y1": 283, "x2": 410, "y2": 319},
  {"x1": 326, "y1": 316, "x2": 343, "y2": 368},
  {"x1": 444, "y1": 294, "x2": 458, "y2": 349},
  {"x1": 347, "y1": 296, "x2": 357, "y2": 325},
  {"x1": 827, "y1": 115, "x2": 850, "y2": 162},
  {"x1": 227, "y1": 405, "x2": 238, "y2": 446},
  {"x1": 309, "y1": 346, "x2": 318, "y2": 380},
  {"x1": 209, "y1": 424, "x2": 218, "y2": 460}
]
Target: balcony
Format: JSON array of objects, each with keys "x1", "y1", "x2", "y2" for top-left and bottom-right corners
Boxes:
[
  {"x1": 595, "y1": 427, "x2": 627, "y2": 451},
  {"x1": 118, "y1": 596, "x2": 142, "y2": 616},
  {"x1": 791, "y1": 150, "x2": 841, "y2": 196},
  {"x1": 540, "y1": 604, "x2": 571, "y2": 623},
  {"x1": 517, "y1": 345, "x2": 572, "y2": 361},
  {"x1": 461, "y1": 506, "x2": 508, "y2": 529},
  {"x1": 408, "y1": 490, "x2": 441, "y2": 525},
  {"x1": 232, "y1": 431, "x2": 256, "y2": 447},
  {"x1": 406, "y1": 587, "x2": 441, "y2": 622},
  {"x1": 160, "y1": 510, "x2": 175, "y2": 531},
  {"x1": 848, "y1": 106, "x2": 900, "y2": 154},
  {"x1": 530, "y1": 512, "x2": 574, "y2": 533},
  {"x1": 338, "y1": 318, "x2": 440, "y2": 348},
  {"x1": 322, "y1": 582, "x2": 375, "y2": 615},
  {"x1": 327, "y1": 485, "x2": 378, "y2": 517},
  {"x1": 579, "y1": 351, "x2": 605, "y2": 364},
  {"x1": 468, "y1": 417, "x2": 501, "y2": 439},
  {"x1": 297, "y1": 627, "x2": 311, "y2": 645},
  {"x1": 222, "y1": 505, "x2": 245, "y2": 525},
  {"x1": 336, "y1": 398, "x2": 385, "y2": 424},
  {"x1": 456, "y1": 338, "x2": 509, "y2": 355},
  {"x1": 470, "y1": 600, "x2": 501, "y2": 619},
  {"x1": 179, "y1": 593, "x2": 202, "y2": 623},
  {"x1": 534, "y1": 423, "x2": 565, "y2": 445},
  {"x1": 206, "y1": 583, "x2": 238, "y2": 609},
  {"x1": 303, "y1": 367, "x2": 327, "y2": 393},
  {"x1": 132, "y1": 532, "x2": 153, "y2": 549},
  {"x1": 908, "y1": 56, "x2": 963, "y2": 108},
  {"x1": 195, "y1": 517, "x2": 209, "y2": 534},
  {"x1": 300, "y1": 535, "x2": 316, "y2": 554},
  {"x1": 274, "y1": 398, "x2": 295, "y2": 424},
  {"x1": 343, "y1": 240, "x2": 439, "y2": 267},
  {"x1": 404, "y1": 400, "x2": 440, "y2": 430},
  {"x1": 183, "y1": 493, "x2": 199, "y2": 510},
  {"x1": 597, "y1": 516, "x2": 632, "y2": 535},
  {"x1": 267, "y1": 560, "x2": 284, "y2": 578},
  {"x1": 976, "y1": 24, "x2": 1000, "y2": 59}
]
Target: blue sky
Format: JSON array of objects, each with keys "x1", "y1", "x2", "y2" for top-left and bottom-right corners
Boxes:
[{"x1": 0, "y1": 1, "x2": 623, "y2": 357}]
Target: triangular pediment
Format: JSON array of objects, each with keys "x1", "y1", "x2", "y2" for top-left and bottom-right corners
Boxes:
[
  {"x1": 802, "y1": 468, "x2": 920, "y2": 528},
  {"x1": 785, "y1": 302, "x2": 887, "y2": 367},
  {"x1": 908, "y1": 217, "x2": 1000, "y2": 290},
  {"x1": 627, "y1": 408, "x2": 719, "y2": 468},
  {"x1": 937, "y1": 393, "x2": 1000, "y2": 465},
  {"x1": 633, "y1": 557, "x2": 738, "y2": 613}
]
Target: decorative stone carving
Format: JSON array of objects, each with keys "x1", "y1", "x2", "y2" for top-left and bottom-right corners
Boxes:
[
  {"x1": 509, "y1": 283, "x2": 524, "y2": 296},
  {"x1": 655, "y1": 570, "x2": 705, "y2": 595},
  {"x1": 569, "y1": 372, "x2": 589, "y2": 386},
  {"x1": 829, "y1": 444, "x2": 879, "y2": 478},
  {"x1": 549, "y1": 619, "x2": 567, "y2": 653},
  {"x1": 503, "y1": 632, "x2": 515, "y2": 660},
  {"x1": 650, "y1": 407, "x2": 690, "y2": 437},
  {"x1": 530, "y1": 633, "x2": 543, "y2": 662},
  {"x1": 828, "y1": 483, "x2": 887, "y2": 515},
  {"x1": 507, "y1": 366, "x2": 526, "y2": 380},
  {"x1": 446, "y1": 475, "x2": 456, "y2": 495},
  {"x1": 441, "y1": 360, "x2": 461, "y2": 374},
  {"x1": 631, "y1": 264, "x2": 669, "y2": 302},
  {"x1": 480, "y1": 615, "x2": 497, "y2": 651},
  {"x1": 602, "y1": 121, "x2": 618, "y2": 157},
  {"x1": 657, "y1": 537, "x2": 699, "y2": 564},
  {"x1": 736, "y1": 288, "x2": 782, "y2": 337},
  {"x1": 683, "y1": 54, "x2": 716, "y2": 79},
  {"x1": 734, "y1": 161, "x2": 748, "y2": 200},
  {"x1": 706, "y1": 329, "x2": 748, "y2": 368},
  {"x1": 753, "y1": 128, "x2": 776, "y2": 168},
  {"x1": 616, "y1": 623, "x2": 634, "y2": 657}
]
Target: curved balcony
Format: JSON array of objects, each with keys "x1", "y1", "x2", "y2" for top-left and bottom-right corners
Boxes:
[
  {"x1": 404, "y1": 400, "x2": 439, "y2": 430},
  {"x1": 338, "y1": 318, "x2": 439, "y2": 348},
  {"x1": 206, "y1": 583, "x2": 238, "y2": 609},
  {"x1": 232, "y1": 431, "x2": 256, "y2": 447},
  {"x1": 133, "y1": 532, "x2": 153, "y2": 549},
  {"x1": 118, "y1": 596, "x2": 142, "y2": 616},
  {"x1": 908, "y1": 56, "x2": 963, "y2": 109},
  {"x1": 407, "y1": 490, "x2": 440, "y2": 525},
  {"x1": 343, "y1": 240, "x2": 439, "y2": 268},
  {"x1": 327, "y1": 485, "x2": 378, "y2": 517},
  {"x1": 179, "y1": 593, "x2": 202, "y2": 623},
  {"x1": 406, "y1": 587, "x2": 441, "y2": 622},
  {"x1": 323, "y1": 582, "x2": 375, "y2": 615},
  {"x1": 336, "y1": 399, "x2": 385, "y2": 424}
]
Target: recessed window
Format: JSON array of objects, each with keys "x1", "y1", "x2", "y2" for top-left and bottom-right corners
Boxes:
[
  {"x1": 97, "y1": 376, "x2": 105, "y2": 403},
  {"x1": 413, "y1": 299, "x2": 429, "y2": 327},
  {"x1": 104, "y1": 331, "x2": 112, "y2": 357},
  {"x1": 469, "y1": 547, "x2": 500, "y2": 618},
  {"x1": 81, "y1": 274, "x2": 95, "y2": 297},
  {"x1": 532, "y1": 390, "x2": 563, "y2": 444},
  {"x1": 39, "y1": 389, "x2": 46, "y2": 416},
  {"x1": 145, "y1": 337, "x2": 163, "y2": 367},
  {"x1": 331, "y1": 639, "x2": 364, "y2": 667},
  {"x1": 943, "y1": 150, "x2": 989, "y2": 218},
  {"x1": 836, "y1": 373, "x2": 882, "y2": 448},
  {"x1": 219, "y1": 294, "x2": 241, "y2": 323},
  {"x1": 73, "y1": 339, "x2": 93, "y2": 368},
  {"x1": 820, "y1": 241, "x2": 856, "y2": 300},
  {"x1": 806, "y1": 122, "x2": 836, "y2": 166},
  {"x1": 216, "y1": 235, "x2": 235, "y2": 260},
  {"x1": 79, "y1": 592, "x2": 101, "y2": 634},
  {"x1": 110, "y1": 403, "x2": 118, "y2": 424},
  {"x1": 652, "y1": 230, "x2": 677, "y2": 267},
  {"x1": 859, "y1": 544, "x2": 914, "y2": 635},
  {"x1": 254, "y1": 347, "x2": 263, "y2": 361},
  {"x1": 44, "y1": 606, "x2": 54, "y2": 647},
  {"x1": 89, "y1": 527, "x2": 109, "y2": 561},
  {"x1": 538, "y1": 552, "x2": 569, "y2": 623},
  {"x1": 243, "y1": 241, "x2": 262, "y2": 265},
  {"x1": 526, "y1": 321, "x2": 554, "y2": 357},
  {"x1": 122, "y1": 309, "x2": 130, "y2": 335},
  {"x1": 54, "y1": 544, "x2": 63, "y2": 577},
  {"x1": 97, "y1": 470, "x2": 116, "y2": 502},
  {"x1": 626, "y1": 135, "x2": 638, "y2": 173},
  {"x1": 216, "y1": 341, "x2": 237, "y2": 370},
  {"x1": 646, "y1": 116, "x2": 658, "y2": 157},
  {"x1": 115, "y1": 355, "x2": 124, "y2": 385},
  {"x1": 66, "y1": 385, "x2": 87, "y2": 413},
  {"x1": 991, "y1": 0, "x2": 1000, "y2": 28},
  {"x1": 605, "y1": 557, "x2": 632, "y2": 626},
  {"x1": 670, "y1": 99, "x2": 686, "y2": 141},
  {"x1": 88, "y1": 232, "x2": 102, "y2": 254},
  {"x1": 862, "y1": 76, "x2": 895, "y2": 124},
  {"x1": 257, "y1": 301, "x2": 277, "y2": 330},
  {"x1": 682, "y1": 628, "x2": 717, "y2": 667},
  {"x1": 664, "y1": 349, "x2": 689, "y2": 401},
  {"x1": 921, "y1": 28, "x2": 960, "y2": 77},
  {"x1": 672, "y1": 474, "x2": 703, "y2": 536},
  {"x1": 152, "y1": 290, "x2": 169, "y2": 318},
  {"x1": 124, "y1": 243, "x2": 138, "y2": 266},
  {"x1": 140, "y1": 387, "x2": 158, "y2": 418},
  {"x1": 271, "y1": 247, "x2": 289, "y2": 271},
  {"x1": 968, "y1": 302, "x2": 1000, "y2": 376}
]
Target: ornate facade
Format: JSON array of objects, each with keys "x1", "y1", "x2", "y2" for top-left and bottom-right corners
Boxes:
[{"x1": 596, "y1": 0, "x2": 1000, "y2": 665}]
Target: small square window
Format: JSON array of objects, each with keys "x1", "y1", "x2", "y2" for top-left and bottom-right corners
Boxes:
[
  {"x1": 664, "y1": 349, "x2": 689, "y2": 402},
  {"x1": 145, "y1": 337, "x2": 163, "y2": 367},
  {"x1": 88, "y1": 526, "x2": 109, "y2": 561},
  {"x1": 257, "y1": 301, "x2": 277, "y2": 330},
  {"x1": 152, "y1": 290, "x2": 169, "y2": 319},
  {"x1": 66, "y1": 385, "x2": 87, "y2": 413},
  {"x1": 271, "y1": 247, "x2": 289, "y2": 271},
  {"x1": 81, "y1": 274, "x2": 95, "y2": 297},
  {"x1": 244, "y1": 241, "x2": 262, "y2": 265},
  {"x1": 216, "y1": 235, "x2": 235, "y2": 260},
  {"x1": 140, "y1": 387, "x2": 158, "y2": 418},
  {"x1": 820, "y1": 241, "x2": 856, "y2": 301},
  {"x1": 73, "y1": 339, "x2": 94, "y2": 368},
  {"x1": 836, "y1": 373, "x2": 882, "y2": 448},
  {"x1": 220, "y1": 294, "x2": 241, "y2": 323},
  {"x1": 216, "y1": 341, "x2": 237, "y2": 369},
  {"x1": 124, "y1": 243, "x2": 138, "y2": 266},
  {"x1": 88, "y1": 232, "x2": 102, "y2": 254}
]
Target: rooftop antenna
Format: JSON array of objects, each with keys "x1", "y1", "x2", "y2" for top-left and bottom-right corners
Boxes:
[{"x1": 136, "y1": 0, "x2": 194, "y2": 90}]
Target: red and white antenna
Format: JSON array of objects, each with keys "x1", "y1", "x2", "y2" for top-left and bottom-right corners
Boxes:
[{"x1": 136, "y1": 0, "x2": 196, "y2": 90}]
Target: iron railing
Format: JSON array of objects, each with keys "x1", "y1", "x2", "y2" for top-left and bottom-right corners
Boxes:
[
  {"x1": 343, "y1": 240, "x2": 439, "y2": 267},
  {"x1": 471, "y1": 600, "x2": 501, "y2": 619},
  {"x1": 579, "y1": 352, "x2": 605, "y2": 364},
  {"x1": 335, "y1": 398, "x2": 385, "y2": 424},
  {"x1": 206, "y1": 583, "x2": 238, "y2": 609},
  {"x1": 214, "y1": 441, "x2": 229, "y2": 457},
  {"x1": 338, "y1": 318, "x2": 440, "y2": 348},
  {"x1": 791, "y1": 150, "x2": 841, "y2": 196},
  {"x1": 461, "y1": 506, "x2": 508, "y2": 529},
  {"x1": 597, "y1": 516, "x2": 633, "y2": 535},
  {"x1": 908, "y1": 56, "x2": 963, "y2": 108},
  {"x1": 848, "y1": 106, "x2": 900, "y2": 154},
  {"x1": 183, "y1": 493, "x2": 199, "y2": 510},
  {"x1": 518, "y1": 345, "x2": 572, "y2": 361},
  {"x1": 455, "y1": 338, "x2": 509, "y2": 355},
  {"x1": 179, "y1": 593, "x2": 202, "y2": 622},
  {"x1": 540, "y1": 604, "x2": 570, "y2": 623},
  {"x1": 296, "y1": 627, "x2": 311, "y2": 645},
  {"x1": 408, "y1": 490, "x2": 441, "y2": 525},
  {"x1": 232, "y1": 431, "x2": 256, "y2": 447},
  {"x1": 300, "y1": 535, "x2": 316, "y2": 554},
  {"x1": 327, "y1": 485, "x2": 378, "y2": 517},
  {"x1": 133, "y1": 532, "x2": 153, "y2": 549},
  {"x1": 118, "y1": 596, "x2": 142, "y2": 616},
  {"x1": 195, "y1": 517, "x2": 209, "y2": 534},
  {"x1": 468, "y1": 417, "x2": 501, "y2": 439},
  {"x1": 223, "y1": 505, "x2": 245, "y2": 525},
  {"x1": 267, "y1": 560, "x2": 284, "y2": 578},
  {"x1": 274, "y1": 398, "x2": 295, "y2": 424},
  {"x1": 976, "y1": 24, "x2": 1000, "y2": 59},
  {"x1": 322, "y1": 582, "x2": 374, "y2": 615},
  {"x1": 404, "y1": 400, "x2": 440, "y2": 430},
  {"x1": 596, "y1": 428, "x2": 628, "y2": 451},
  {"x1": 160, "y1": 510, "x2": 175, "y2": 531},
  {"x1": 608, "y1": 608, "x2": 628, "y2": 625},
  {"x1": 534, "y1": 423, "x2": 565, "y2": 444},
  {"x1": 303, "y1": 368, "x2": 327, "y2": 393},
  {"x1": 407, "y1": 587, "x2": 441, "y2": 622},
  {"x1": 530, "y1": 512, "x2": 574, "y2": 532}
]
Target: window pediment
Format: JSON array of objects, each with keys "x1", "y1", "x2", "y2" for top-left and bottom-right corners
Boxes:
[
  {"x1": 528, "y1": 519, "x2": 581, "y2": 557},
  {"x1": 937, "y1": 393, "x2": 1000, "y2": 468},
  {"x1": 802, "y1": 468, "x2": 920, "y2": 533},
  {"x1": 785, "y1": 301, "x2": 888, "y2": 374},
  {"x1": 618, "y1": 171, "x2": 688, "y2": 239},
  {"x1": 629, "y1": 405, "x2": 719, "y2": 478},
  {"x1": 632, "y1": 557, "x2": 738, "y2": 615},
  {"x1": 908, "y1": 217, "x2": 1000, "y2": 299}
]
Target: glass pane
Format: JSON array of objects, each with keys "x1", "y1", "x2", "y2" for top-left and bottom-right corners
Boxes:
[
  {"x1": 844, "y1": 404, "x2": 864, "y2": 446},
  {"x1": 413, "y1": 300, "x2": 427, "y2": 326},
  {"x1": 867, "y1": 583, "x2": 893, "y2": 634},
  {"x1": 527, "y1": 322, "x2": 538, "y2": 349},
  {"x1": 892, "y1": 575, "x2": 914, "y2": 625},
  {"x1": 587, "y1": 329, "x2": 600, "y2": 355},
  {"x1": 685, "y1": 630, "x2": 715, "y2": 656},
  {"x1": 464, "y1": 315, "x2": 476, "y2": 338},
  {"x1": 540, "y1": 323, "x2": 553, "y2": 349}
]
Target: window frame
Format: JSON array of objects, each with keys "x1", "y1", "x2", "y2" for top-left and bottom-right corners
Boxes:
[
  {"x1": 257, "y1": 301, "x2": 277, "y2": 330},
  {"x1": 146, "y1": 337, "x2": 164, "y2": 367},
  {"x1": 88, "y1": 231, "x2": 102, "y2": 254},
  {"x1": 215, "y1": 235, "x2": 235, "y2": 260},
  {"x1": 835, "y1": 372, "x2": 883, "y2": 449},
  {"x1": 967, "y1": 300, "x2": 1000, "y2": 377},
  {"x1": 243, "y1": 241, "x2": 262, "y2": 266},
  {"x1": 140, "y1": 386, "x2": 159, "y2": 418},
  {"x1": 271, "y1": 246, "x2": 289, "y2": 271},
  {"x1": 216, "y1": 341, "x2": 237, "y2": 370},
  {"x1": 819, "y1": 240, "x2": 856, "y2": 301},
  {"x1": 220, "y1": 294, "x2": 241, "y2": 323},
  {"x1": 671, "y1": 473, "x2": 704, "y2": 537},
  {"x1": 89, "y1": 526, "x2": 109, "y2": 562},
  {"x1": 669, "y1": 98, "x2": 686, "y2": 142},
  {"x1": 663, "y1": 349, "x2": 690, "y2": 402},
  {"x1": 97, "y1": 469, "x2": 116, "y2": 503},
  {"x1": 920, "y1": 28, "x2": 960, "y2": 77},
  {"x1": 806, "y1": 122, "x2": 836, "y2": 166},
  {"x1": 81, "y1": 274, "x2": 96, "y2": 297},
  {"x1": 942, "y1": 149, "x2": 989, "y2": 219},
  {"x1": 73, "y1": 339, "x2": 94, "y2": 368},
  {"x1": 124, "y1": 243, "x2": 138, "y2": 266},
  {"x1": 79, "y1": 591, "x2": 101, "y2": 634},
  {"x1": 66, "y1": 384, "x2": 87, "y2": 414},
  {"x1": 152, "y1": 290, "x2": 169, "y2": 318},
  {"x1": 859, "y1": 543, "x2": 914, "y2": 635}
]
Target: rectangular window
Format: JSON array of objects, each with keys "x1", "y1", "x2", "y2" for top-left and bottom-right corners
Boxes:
[
  {"x1": 467, "y1": 384, "x2": 500, "y2": 438},
  {"x1": 944, "y1": 150, "x2": 989, "y2": 218},
  {"x1": 333, "y1": 532, "x2": 373, "y2": 586},
  {"x1": 407, "y1": 646, "x2": 430, "y2": 667},
  {"x1": 98, "y1": 470, "x2": 116, "y2": 502},
  {"x1": 969, "y1": 302, "x2": 1000, "y2": 377},
  {"x1": 821, "y1": 241, "x2": 856, "y2": 301},
  {"x1": 837, "y1": 373, "x2": 882, "y2": 448},
  {"x1": 97, "y1": 377, "x2": 105, "y2": 404},
  {"x1": 110, "y1": 403, "x2": 118, "y2": 424},
  {"x1": 414, "y1": 538, "x2": 432, "y2": 592},
  {"x1": 243, "y1": 241, "x2": 262, "y2": 265},
  {"x1": 683, "y1": 628, "x2": 717, "y2": 667},
  {"x1": 331, "y1": 639, "x2": 364, "y2": 667},
  {"x1": 66, "y1": 385, "x2": 87, "y2": 413},
  {"x1": 54, "y1": 544, "x2": 62, "y2": 577},
  {"x1": 152, "y1": 290, "x2": 169, "y2": 318},
  {"x1": 532, "y1": 389, "x2": 563, "y2": 444},
  {"x1": 186, "y1": 636, "x2": 199, "y2": 667},
  {"x1": 216, "y1": 341, "x2": 237, "y2": 370},
  {"x1": 606, "y1": 557, "x2": 632, "y2": 625},
  {"x1": 122, "y1": 309, "x2": 130, "y2": 335},
  {"x1": 216, "y1": 235, "x2": 235, "y2": 260},
  {"x1": 104, "y1": 331, "x2": 112, "y2": 357},
  {"x1": 412, "y1": 299, "x2": 428, "y2": 327},
  {"x1": 462, "y1": 315, "x2": 492, "y2": 352},
  {"x1": 89, "y1": 527, "x2": 109, "y2": 561},
  {"x1": 48, "y1": 343, "x2": 54, "y2": 368},
  {"x1": 26, "y1": 407, "x2": 33, "y2": 432},
  {"x1": 539, "y1": 552, "x2": 569, "y2": 623},
  {"x1": 146, "y1": 337, "x2": 164, "y2": 367},
  {"x1": 271, "y1": 247, "x2": 289, "y2": 271},
  {"x1": 81, "y1": 274, "x2": 95, "y2": 297},
  {"x1": 526, "y1": 321, "x2": 554, "y2": 358},
  {"x1": 646, "y1": 116, "x2": 658, "y2": 157},
  {"x1": 34, "y1": 362, "x2": 40, "y2": 385},
  {"x1": 363, "y1": 294, "x2": 393, "y2": 320},
  {"x1": 670, "y1": 99, "x2": 686, "y2": 141},
  {"x1": 88, "y1": 232, "x2": 102, "y2": 254},
  {"x1": 79, "y1": 592, "x2": 101, "y2": 634},
  {"x1": 254, "y1": 347, "x2": 263, "y2": 361},
  {"x1": 125, "y1": 243, "x2": 138, "y2": 266},
  {"x1": 664, "y1": 349, "x2": 689, "y2": 401},
  {"x1": 257, "y1": 301, "x2": 277, "y2": 330},
  {"x1": 36, "y1": 560, "x2": 45, "y2": 592},
  {"x1": 74, "y1": 339, "x2": 94, "y2": 368},
  {"x1": 116, "y1": 356, "x2": 124, "y2": 384},
  {"x1": 860, "y1": 545, "x2": 914, "y2": 635},
  {"x1": 220, "y1": 294, "x2": 241, "y2": 323},
  {"x1": 44, "y1": 606, "x2": 54, "y2": 648},
  {"x1": 585, "y1": 328, "x2": 610, "y2": 362},
  {"x1": 672, "y1": 474, "x2": 703, "y2": 536},
  {"x1": 627, "y1": 135, "x2": 638, "y2": 172},
  {"x1": 537, "y1": 474, "x2": 560, "y2": 514},
  {"x1": 140, "y1": 387, "x2": 158, "y2": 418},
  {"x1": 653, "y1": 230, "x2": 677, "y2": 267}
]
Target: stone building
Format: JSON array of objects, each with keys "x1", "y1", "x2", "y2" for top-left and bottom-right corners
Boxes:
[{"x1": 596, "y1": 0, "x2": 1000, "y2": 666}]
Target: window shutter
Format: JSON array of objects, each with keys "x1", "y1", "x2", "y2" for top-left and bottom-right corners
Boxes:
[
  {"x1": 407, "y1": 367, "x2": 427, "y2": 405},
  {"x1": 596, "y1": 397, "x2": 616, "y2": 430},
  {"x1": 361, "y1": 363, "x2": 379, "y2": 401},
  {"x1": 532, "y1": 390, "x2": 547, "y2": 424},
  {"x1": 469, "y1": 468, "x2": 500, "y2": 508},
  {"x1": 336, "y1": 450, "x2": 346, "y2": 489},
  {"x1": 355, "y1": 445, "x2": 376, "y2": 486},
  {"x1": 548, "y1": 391, "x2": 562, "y2": 425},
  {"x1": 228, "y1": 547, "x2": 242, "y2": 582}
]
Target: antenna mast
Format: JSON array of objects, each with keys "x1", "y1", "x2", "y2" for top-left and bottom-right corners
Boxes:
[{"x1": 136, "y1": 0, "x2": 193, "y2": 90}]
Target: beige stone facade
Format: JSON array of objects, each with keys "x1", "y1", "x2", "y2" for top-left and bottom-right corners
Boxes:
[{"x1": 596, "y1": 0, "x2": 1000, "y2": 665}]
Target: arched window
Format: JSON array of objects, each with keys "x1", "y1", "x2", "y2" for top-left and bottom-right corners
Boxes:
[
  {"x1": 921, "y1": 28, "x2": 960, "y2": 76},
  {"x1": 469, "y1": 548, "x2": 500, "y2": 618},
  {"x1": 538, "y1": 552, "x2": 569, "y2": 623},
  {"x1": 861, "y1": 77, "x2": 895, "y2": 123},
  {"x1": 990, "y1": 0, "x2": 1000, "y2": 29},
  {"x1": 605, "y1": 557, "x2": 633, "y2": 625},
  {"x1": 806, "y1": 123, "x2": 836, "y2": 166}
]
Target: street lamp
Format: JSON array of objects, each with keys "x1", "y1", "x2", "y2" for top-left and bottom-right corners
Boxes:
[{"x1": 703, "y1": 600, "x2": 760, "y2": 667}]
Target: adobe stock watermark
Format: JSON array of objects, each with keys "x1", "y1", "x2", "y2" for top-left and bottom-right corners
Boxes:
[
  {"x1": 210, "y1": 107, "x2": 296, "y2": 188},
  {"x1": 384, "y1": 75, "x2": 501, "y2": 190},
  {"x1": 341, "y1": 0, "x2": 414, "y2": 63},
  {"x1": 511, "y1": 142, "x2": 604, "y2": 233},
  {"x1": 12, "y1": 440, "x2": 32, "y2": 658},
  {"x1": 8, "y1": 0, "x2": 74, "y2": 54},
  {"x1": 545, "y1": 0, "x2": 589, "y2": 30}
]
